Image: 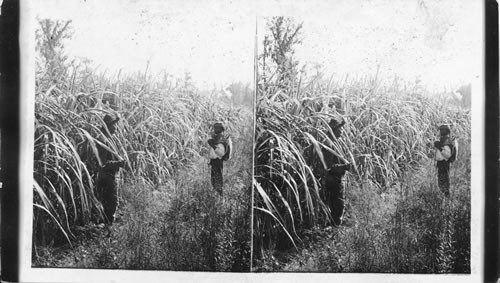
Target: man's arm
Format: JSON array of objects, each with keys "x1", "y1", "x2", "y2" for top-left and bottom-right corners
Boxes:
[
  {"x1": 327, "y1": 154, "x2": 351, "y2": 175},
  {"x1": 441, "y1": 145, "x2": 451, "y2": 160},
  {"x1": 208, "y1": 138, "x2": 217, "y2": 149},
  {"x1": 330, "y1": 163, "x2": 351, "y2": 174},
  {"x1": 435, "y1": 145, "x2": 451, "y2": 161}
]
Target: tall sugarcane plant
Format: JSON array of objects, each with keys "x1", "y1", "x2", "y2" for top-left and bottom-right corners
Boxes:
[{"x1": 253, "y1": 17, "x2": 471, "y2": 256}]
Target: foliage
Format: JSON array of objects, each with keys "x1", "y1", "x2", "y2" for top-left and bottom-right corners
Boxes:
[
  {"x1": 260, "y1": 16, "x2": 303, "y2": 91},
  {"x1": 33, "y1": 19, "x2": 253, "y2": 270},
  {"x1": 254, "y1": 73, "x2": 470, "y2": 254},
  {"x1": 33, "y1": 129, "x2": 252, "y2": 271},
  {"x1": 335, "y1": 157, "x2": 470, "y2": 273},
  {"x1": 35, "y1": 18, "x2": 73, "y2": 86},
  {"x1": 253, "y1": 17, "x2": 471, "y2": 273}
]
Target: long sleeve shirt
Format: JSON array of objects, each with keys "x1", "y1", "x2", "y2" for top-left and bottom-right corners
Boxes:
[
  {"x1": 208, "y1": 134, "x2": 231, "y2": 160},
  {"x1": 435, "y1": 145, "x2": 451, "y2": 161}
]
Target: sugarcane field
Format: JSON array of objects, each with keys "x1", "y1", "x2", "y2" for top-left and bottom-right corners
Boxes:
[
  {"x1": 20, "y1": 0, "x2": 481, "y2": 279},
  {"x1": 253, "y1": 15, "x2": 472, "y2": 273},
  {"x1": 31, "y1": 5, "x2": 254, "y2": 271}
]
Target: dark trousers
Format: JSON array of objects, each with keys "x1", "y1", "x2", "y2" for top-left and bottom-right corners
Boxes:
[
  {"x1": 437, "y1": 160, "x2": 450, "y2": 196},
  {"x1": 324, "y1": 173, "x2": 345, "y2": 226},
  {"x1": 97, "y1": 171, "x2": 118, "y2": 224},
  {"x1": 210, "y1": 159, "x2": 224, "y2": 196}
]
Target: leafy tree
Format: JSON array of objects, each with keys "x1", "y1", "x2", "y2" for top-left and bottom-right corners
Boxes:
[
  {"x1": 260, "y1": 17, "x2": 303, "y2": 91},
  {"x1": 35, "y1": 18, "x2": 73, "y2": 87}
]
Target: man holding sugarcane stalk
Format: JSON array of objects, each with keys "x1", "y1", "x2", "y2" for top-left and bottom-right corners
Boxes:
[
  {"x1": 96, "y1": 114, "x2": 125, "y2": 225},
  {"x1": 316, "y1": 116, "x2": 351, "y2": 226}
]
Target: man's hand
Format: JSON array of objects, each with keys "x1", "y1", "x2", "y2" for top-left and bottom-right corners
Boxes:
[
  {"x1": 116, "y1": 160, "x2": 126, "y2": 168},
  {"x1": 103, "y1": 160, "x2": 125, "y2": 170},
  {"x1": 434, "y1": 141, "x2": 442, "y2": 149},
  {"x1": 343, "y1": 163, "x2": 351, "y2": 172},
  {"x1": 329, "y1": 163, "x2": 351, "y2": 175},
  {"x1": 208, "y1": 138, "x2": 217, "y2": 149}
]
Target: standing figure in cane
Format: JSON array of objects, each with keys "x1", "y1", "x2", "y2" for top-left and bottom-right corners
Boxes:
[
  {"x1": 433, "y1": 123, "x2": 457, "y2": 197},
  {"x1": 96, "y1": 114, "x2": 125, "y2": 224},
  {"x1": 207, "y1": 122, "x2": 232, "y2": 196},
  {"x1": 323, "y1": 117, "x2": 351, "y2": 226}
]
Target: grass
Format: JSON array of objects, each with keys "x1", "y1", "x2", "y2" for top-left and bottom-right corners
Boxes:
[
  {"x1": 253, "y1": 73, "x2": 471, "y2": 273},
  {"x1": 33, "y1": 45, "x2": 253, "y2": 270},
  {"x1": 338, "y1": 160, "x2": 470, "y2": 273},
  {"x1": 34, "y1": 144, "x2": 252, "y2": 271},
  {"x1": 268, "y1": 160, "x2": 470, "y2": 273},
  {"x1": 34, "y1": 146, "x2": 252, "y2": 271},
  {"x1": 32, "y1": 18, "x2": 472, "y2": 273}
]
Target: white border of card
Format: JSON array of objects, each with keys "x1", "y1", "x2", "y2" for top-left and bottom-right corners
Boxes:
[{"x1": 17, "y1": 0, "x2": 485, "y2": 282}]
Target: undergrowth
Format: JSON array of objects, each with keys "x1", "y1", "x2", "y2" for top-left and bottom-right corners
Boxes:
[
  {"x1": 33, "y1": 136, "x2": 252, "y2": 271},
  {"x1": 32, "y1": 19, "x2": 253, "y2": 270},
  {"x1": 261, "y1": 156, "x2": 471, "y2": 273},
  {"x1": 253, "y1": 17, "x2": 470, "y2": 274}
]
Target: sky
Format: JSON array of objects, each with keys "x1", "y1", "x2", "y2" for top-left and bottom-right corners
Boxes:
[
  {"x1": 34, "y1": 0, "x2": 483, "y2": 91},
  {"x1": 288, "y1": 0, "x2": 482, "y2": 92},
  {"x1": 35, "y1": 0, "x2": 256, "y2": 89}
]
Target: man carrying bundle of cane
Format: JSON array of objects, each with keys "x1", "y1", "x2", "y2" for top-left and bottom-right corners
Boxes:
[
  {"x1": 433, "y1": 123, "x2": 457, "y2": 197},
  {"x1": 207, "y1": 122, "x2": 232, "y2": 196}
]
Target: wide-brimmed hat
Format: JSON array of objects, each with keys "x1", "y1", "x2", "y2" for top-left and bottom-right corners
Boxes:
[{"x1": 103, "y1": 114, "x2": 120, "y2": 126}]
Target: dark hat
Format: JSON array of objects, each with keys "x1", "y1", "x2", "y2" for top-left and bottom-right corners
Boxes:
[
  {"x1": 103, "y1": 114, "x2": 119, "y2": 126},
  {"x1": 438, "y1": 123, "x2": 451, "y2": 135},
  {"x1": 214, "y1": 122, "x2": 225, "y2": 134},
  {"x1": 329, "y1": 116, "x2": 345, "y2": 130}
]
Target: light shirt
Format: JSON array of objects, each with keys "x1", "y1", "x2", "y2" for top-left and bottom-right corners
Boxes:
[
  {"x1": 435, "y1": 145, "x2": 451, "y2": 161},
  {"x1": 209, "y1": 144, "x2": 226, "y2": 159},
  {"x1": 214, "y1": 144, "x2": 225, "y2": 158}
]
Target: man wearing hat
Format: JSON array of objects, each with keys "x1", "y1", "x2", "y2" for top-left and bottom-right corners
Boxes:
[
  {"x1": 321, "y1": 116, "x2": 351, "y2": 226},
  {"x1": 434, "y1": 123, "x2": 455, "y2": 197},
  {"x1": 207, "y1": 122, "x2": 232, "y2": 196},
  {"x1": 96, "y1": 114, "x2": 125, "y2": 224}
]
